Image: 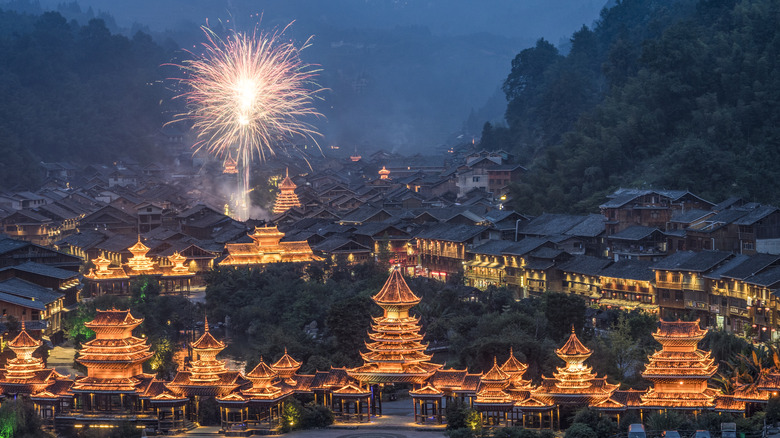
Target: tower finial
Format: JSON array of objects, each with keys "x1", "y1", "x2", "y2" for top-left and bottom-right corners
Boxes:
[
  {"x1": 205, "y1": 314, "x2": 209, "y2": 332},
  {"x1": 571, "y1": 324, "x2": 575, "y2": 334},
  {"x1": 286, "y1": 167, "x2": 289, "y2": 178},
  {"x1": 21, "y1": 320, "x2": 25, "y2": 331}
]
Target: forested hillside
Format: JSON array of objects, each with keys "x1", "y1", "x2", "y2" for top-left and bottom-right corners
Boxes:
[
  {"x1": 0, "y1": 10, "x2": 172, "y2": 188},
  {"x1": 486, "y1": 0, "x2": 780, "y2": 214}
]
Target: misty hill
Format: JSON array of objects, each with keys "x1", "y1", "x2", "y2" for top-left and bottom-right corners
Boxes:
[
  {"x1": 0, "y1": 9, "x2": 174, "y2": 189},
  {"x1": 2, "y1": 0, "x2": 609, "y2": 157},
  {"x1": 487, "y1": 0, "x2": 780, "y2": 215}
]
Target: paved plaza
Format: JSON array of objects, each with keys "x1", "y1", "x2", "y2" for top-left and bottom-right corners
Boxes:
[{"x1": 169, "y1": 399, "x2": 447, "y2": 437}]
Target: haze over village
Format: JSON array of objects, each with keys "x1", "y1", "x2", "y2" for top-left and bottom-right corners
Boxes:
[{"x1": 0, "y1": 0, "x2": 779, "y2": 437}]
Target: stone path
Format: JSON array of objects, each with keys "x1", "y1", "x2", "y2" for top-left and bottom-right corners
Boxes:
[{"x1": 47, "y1": 343, "x2": 81, "y2": 378}]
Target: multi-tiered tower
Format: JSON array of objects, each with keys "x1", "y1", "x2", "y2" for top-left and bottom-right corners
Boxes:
[
  {"x1": 475, "y1": 358, "x2": 514, "y2": 406},
  {"x1": 272, "y1": 169, "x2": 302, "y2": 214},
  {"x1": 71, "y1": 309, "x2": 154, "y2": 411},
  {"x1": 127, "y1": 238, "x2": 155, "y2": 272},
  {"x1": 348, "y1": 269, "x2": 442, "y2": 384},
  {"x1": 0, "y1": 322, "x2": 67, "y2": 395},
  {"x1": 640, "y1": 320, "x2": 718, "y2": 409},
  {"x1": 533, "y1": 327, "x2": 618, "y2": 405}
]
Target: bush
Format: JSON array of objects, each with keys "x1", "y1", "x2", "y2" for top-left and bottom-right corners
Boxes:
[
  {"x1": 301, "y1": 403, "x2": 334, "y2": 428},
  {"x1": 566, "y1": 423, "x2": 598, "y2": 438}
]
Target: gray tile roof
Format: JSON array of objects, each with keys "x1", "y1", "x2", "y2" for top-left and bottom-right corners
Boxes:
[
  {"x1": 0, "y1": 238, "x2": 30, "y2": 255},
  {"x1": 608, "y1": 226, "x2": 661, "y2": 241},
  {"x1": 745, "y1": 266, "x2": 780, "y2": 288},
  {"x1": 467, "y1": 239, "x2": 516, "y2": 256},
  {"x1": 670, "y1": 209, "x2": 714, "y2": 223},
  {"x1": 415, "y1": 224, "x2": 490, "y2": 243},
  {"x1": 0, "y1": 278, "x2": 63, "y2": 306},
  {"x1": 733, "y1": 205, "x2": 779, "y2": 226},
  {"x1": 600, "y1": 259, "x2": 655, "y2": 281},
  {"x1": 501, "y1": 237, "x2": 550, "y2": 256},
  {"x1": 703, "y1": 254, "x2": 750, "y2": 280},
  {"x1": 519, "y1": 213, "x2": 594, "y2": 237},
  {"x1": 0, "y1": 262, "x2": 78, "y2": 280},
  {"x1": 564, "y1": 214, "x2": 605, "y2": 237},
  {"x1": 721, "y1": 254, "x2": 780, "y2": 280},
  {"x1": 558, "y1": 255, "x2": 613, "y2": 277},
  {"x1": 651, "y1": 251, "x2": 733, "y2": 272}
]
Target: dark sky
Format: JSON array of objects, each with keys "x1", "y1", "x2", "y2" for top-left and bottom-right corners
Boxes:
[{"x1": 36, "y1": 0, "x2": 608, "y2": 153}]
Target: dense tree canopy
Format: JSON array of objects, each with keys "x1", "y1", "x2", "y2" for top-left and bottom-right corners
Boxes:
[
  {"x1": 485, "y1": 0, "x2": 780, "y2": 214},
  {"x1": 0, "y1": 9, "x2": 173, "y2": 189}
]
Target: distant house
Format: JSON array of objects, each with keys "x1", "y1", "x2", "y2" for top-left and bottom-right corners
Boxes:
[
  {"x1": 600, "y1": 189, "x2": 714, "y2": 235},
  {"x1": 0, "y1": 238, "x2": 81, "y2": 272},
  {"x1": 415, "y1": 224, "x2": 497, "y2": 282},
  {"x1": 0, "y1": 277, "x2": 65, "y2": 336}
]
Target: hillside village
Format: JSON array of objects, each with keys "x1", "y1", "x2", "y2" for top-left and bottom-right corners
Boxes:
[{"x1": 0, "y1": 138, "x2": 779, "y2": 347}]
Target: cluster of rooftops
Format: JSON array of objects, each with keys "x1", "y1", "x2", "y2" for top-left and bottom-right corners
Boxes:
[{"x1": 1, "y1": 269, "x2": 779, "y2": 433}]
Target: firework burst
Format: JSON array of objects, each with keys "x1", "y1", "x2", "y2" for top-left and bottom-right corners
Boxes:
[{"x1": 171, "y1": 24, "x2": 322, "y2": 218}]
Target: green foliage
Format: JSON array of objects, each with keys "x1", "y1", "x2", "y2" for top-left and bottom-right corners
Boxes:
[
  {"x1": 500, "y1": 0, "x2": 780, "y2": 214},
  {"x1": 768, "y1": 397, "x2": 780, "y2": 425},
  {"x1": 646, "y1": 411, "x2": 685, "y2": 432},
  {"x1": 300, "y1": 403, "x2": 335, "y2": 429},
  {"x1": 0, "y1": 10, "x2": 175, "y2": 190},
  {"x1": 281, "y1": 398, "x2": 303, "y2": 432},
  {"x1": 571, "y1": 408, "x2": 618, "y2": 438},
  {"x1": 565, "y1": 423, "x2": 598, "y2": 438},
  {"x1": 0, "y1": 399, "x2": 48, "y2": 438}
]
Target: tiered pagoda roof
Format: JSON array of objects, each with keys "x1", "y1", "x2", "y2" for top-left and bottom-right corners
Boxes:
[
  {"x1": 348, "y1": 269, "x2": 442, "y2": 384},
  {"x1": 220, "y1": 225, "x2": 321, "y2": 266},
  {"x1": 0, "y1": 322, "x2": 69, "y2": 395},
  {"x1": 72, "y1": 309, "x2": 154, "y2": 394},
  {"x1": 86, "y1": 254, "x2": 129, "y2": 280},
  {"x1": 273, "y1": 169, "x2": 302, "y2": 214},
  {"x1": 532, "y1": 327, "x2": 617, "y2": 405},
  {"x1": 640, "y1": 320, "x2": 718, "y2": 409},
  {"x1": 474, "y1": 358, "x2": 514, "y2": 410},
  {"x1": 127, "y1": 238, "x2": 155, "y2": 272},
  {"x1": 271, "y1": 348, "x2": 302, "y2": 385},
  {"x1": 223, "y1": 154, "x2": 238, "y2": 174},
  {"x1": 167, "y1": 317, "x2": 248, "y2": 397},
  {"x1": 84, "y1": 241, "x2": 194, "y2": 282}
]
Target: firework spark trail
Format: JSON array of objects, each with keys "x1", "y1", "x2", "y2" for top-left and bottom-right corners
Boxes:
[{"x1": 171, "y1": 24, "x2": 322, "y2": 219}]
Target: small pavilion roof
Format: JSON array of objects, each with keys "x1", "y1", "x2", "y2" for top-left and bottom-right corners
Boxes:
[
  {"x1": 372, "y1": 268, "x2": 420, "y2": 306},
  {"x1": 482, "y1": 357, "x2": 509, "y2": 382},
  {"x1": 191, "y1": 317, "x2": 225, "y2": 349},
  {"x1": 501, "y1": 348, "x2": 528, "y2": 374},
  {"x1": 656, "y1": 319, "x2": 707, "y2": 338},
  {"x1": 247, "y1": 358, "x2": 277, "y2": 379},
  {"x1": 272, "y1": 348, "x2": 302, "y2": 370},
  {"x1": 8, "y1": 322, "x2": 40, "y2": 348},
  {"x1": 556, "y1": 328, "x2": 591, "y2": 356},
  {"x1": 86, "y1": 309, "x2": 142, "y2": 326}
]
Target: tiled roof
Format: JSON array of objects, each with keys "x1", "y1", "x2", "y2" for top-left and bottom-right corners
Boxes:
[
  {"x1": 744, "y1": 266, "x2": 780, "y2": 288},
  {"x1": 656, "y1": 320, "x2": 707, "y2": 338},
  {"x1": 373, "y1": 269, "x2": 420, "y2": 305},
  {"x1": 519, "y1": 213, "x2": 594, "y2": 237},
  {"x1": 557, "y1": 330, "x2": 591, "y2": 356},
  {"x1": 415, "y1": 224, "x2": 489, "y2": 243},
  {"x1": 502, "y1": 237, "x2": 550, "y2": 256},
  {"x1": 721, "y1": 254, "x2": 780, "y2": 280},
  {"x1": 652, "y1": 251, "x2": 733, "y2": 272},
  {"x1": 558, "y1": 255, "x2": 613, "y2": 277},
  {"x1": 0, "y1": 261, "x2": 78, "y2": 280},
  {"x1": 0, "y1": 278, "x2": 64, "y2": 305},
  {"x1": 467, "y1": 239, "x2": 517, "y2": 256},
  {"x1": 608, "y1": 226, "x2": 661, "y2": 241},
  {"x1": 733, "y1": 205, "x2": 779, "y2": 225},
  {"x1": 599, "y1": 259, "x2": 654, "y2": 281}
]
